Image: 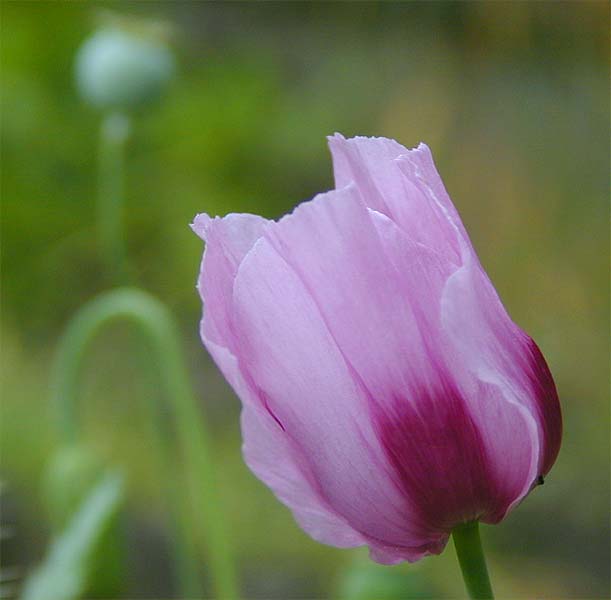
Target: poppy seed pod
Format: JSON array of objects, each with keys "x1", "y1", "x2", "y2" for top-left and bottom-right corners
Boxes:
[
  {"x1": 192, "y1": 135, "x2": 562, "y2": 564},
  {"x1": 75, "y1": 26, "x2": 174, "y2": 110}
]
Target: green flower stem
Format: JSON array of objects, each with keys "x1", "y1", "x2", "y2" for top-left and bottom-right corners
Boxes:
[
  {"x1": 98, "y1": 113, "x2": 130, "y2": 283},
  {"x1": 51, "y1": 287, "x2": 238, "y2": 599},
  {"x1": 452, "y1": 521, "x2": 494, "y2": 599}
]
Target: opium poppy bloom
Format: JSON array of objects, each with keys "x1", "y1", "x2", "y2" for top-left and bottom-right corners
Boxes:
[{"x1": 192, "y1": 135, "x2": 561, "y2": 564}]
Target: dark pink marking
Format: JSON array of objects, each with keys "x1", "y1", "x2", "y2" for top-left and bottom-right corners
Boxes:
[
  {"x1": 375, "y1": 378, "x2": 501, "y2": 532},
  {"x1": 258, "y1": 388, "x2": 286, "y2": 432}
]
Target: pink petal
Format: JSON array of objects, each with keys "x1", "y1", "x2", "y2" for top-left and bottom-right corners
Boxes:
[
  {"x1": 191, "y1": 212, "x2": 269, "y2": 349},
  {"x1": 241, "y1": 404, "x2": 366, "y2": 548},
  {"x1": 232, "y1": 188, "x2": 447, "y2": 558},
  {"x1": 441, "y1": 262, "x2": 562, "y2": 478},
  {"x1": 328, "y1": 133, "x2": 557, "y2": 509},
  {"x1": 243, "y1": 402, "x2": 446, "y2": 564},
  {"x1": 328, "y1": 134, "x2": 470, "y2": 265},
  {"x1": 193, "y1": 208, "x2": 441, "y2": 559},
  {"x1": 199, "y1": 331, "x2": 368, "y2": 550},
  {"x1": 263, "y1": 184, "x2": 540, "y2": 530},
  {"x1": 371, "y1": 210, "x2": 540, "y2": 524},
  {"x1": 263, "y1": 186, "x2": 444, "y2": 416}
]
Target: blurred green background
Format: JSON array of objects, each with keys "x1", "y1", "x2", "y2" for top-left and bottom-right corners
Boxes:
[{"x1": 1, "y1": 2, "x2": 609, "y2": 598}]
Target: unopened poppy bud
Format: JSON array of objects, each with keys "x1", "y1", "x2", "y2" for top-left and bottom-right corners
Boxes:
[{"x1": 74, "y1": 24, "x2": 175, "y2": 111}]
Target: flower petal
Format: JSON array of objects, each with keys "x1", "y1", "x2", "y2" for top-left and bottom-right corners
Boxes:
[
  {"x1": 232, "y1": 193, "x2": 446, "y2": 555},
  {"x1": 328, "y1": 134, "x2": 468, "y2": 265},
  {"x1": 441, "y1": 262, "x2": 562, "y2": 477},
  {"x1": 192, "y1": 212, "x2": 269, "y2": 349},
  {"x1": 263, "y1": 184, "x2": 539, "y2": 529},
  {"x1": 241, "y1": 403, "x2": 366, "y2": 548},
  {"x1": 199, "y1": 333, "x2": 367, "y2": 549},
  {"x1": 370, "y1": 210, "x2": 540, "y2": 524}
]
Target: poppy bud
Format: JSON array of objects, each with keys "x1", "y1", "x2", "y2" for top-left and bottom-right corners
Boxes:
[{"x1": 74, "y1": 21, "x2": 174, "y2": 111}]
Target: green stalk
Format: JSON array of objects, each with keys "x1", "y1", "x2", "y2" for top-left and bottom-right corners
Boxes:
[
  {"x1": 98, "y1": 113, "x2": 130, "y2": 283},
  {"x1": 452, "y1": 521, "x2": 494, "y2": 599},
  {"x1": 51, "y1": 287, "x2": 239, "y2": 599}
]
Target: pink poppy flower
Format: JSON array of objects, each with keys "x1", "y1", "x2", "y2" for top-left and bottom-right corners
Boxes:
[{"x1": 192, "y1": 134, "x2": 562, "y2": 564}]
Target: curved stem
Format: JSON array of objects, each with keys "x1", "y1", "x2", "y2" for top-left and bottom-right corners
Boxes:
[
  {"x1": 452, "y1": 521, "x2": 494, "y2": 599},
  {"x1": 51, "y1": 287, "x2": 238, "y2": 599},
  {"x1": 98, "y1": 113, "x2": 130, "y2": 284}
]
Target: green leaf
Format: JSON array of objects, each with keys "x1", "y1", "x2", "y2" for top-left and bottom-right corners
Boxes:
[{"x1": 21, "y1": 470, "x2": 124, "y2": 600}]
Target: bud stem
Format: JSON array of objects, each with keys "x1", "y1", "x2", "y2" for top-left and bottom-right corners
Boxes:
[
  {"x1": 98, "y1": 112, "x2": 130, "y2": 283},
  {"x1": 452, "y1": 521, "x2": 494, "y2": 599}
]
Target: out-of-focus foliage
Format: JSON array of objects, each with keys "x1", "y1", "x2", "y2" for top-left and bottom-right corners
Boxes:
[
  {"x1": 43, "y1": 446, "x2": 106, "y2": 530},
  {"x1": 337, "y1": 556, "x2": 441, "y2": 600},
  {"x1": 20, "y1": 471, "x2": 124, "y2": 600},
  {"x1": 1, "y1": 2, "x2": 609, "y2": 599},
  {"x1": 42, "y1": 446, "x2": 125, "y2": 598}
]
